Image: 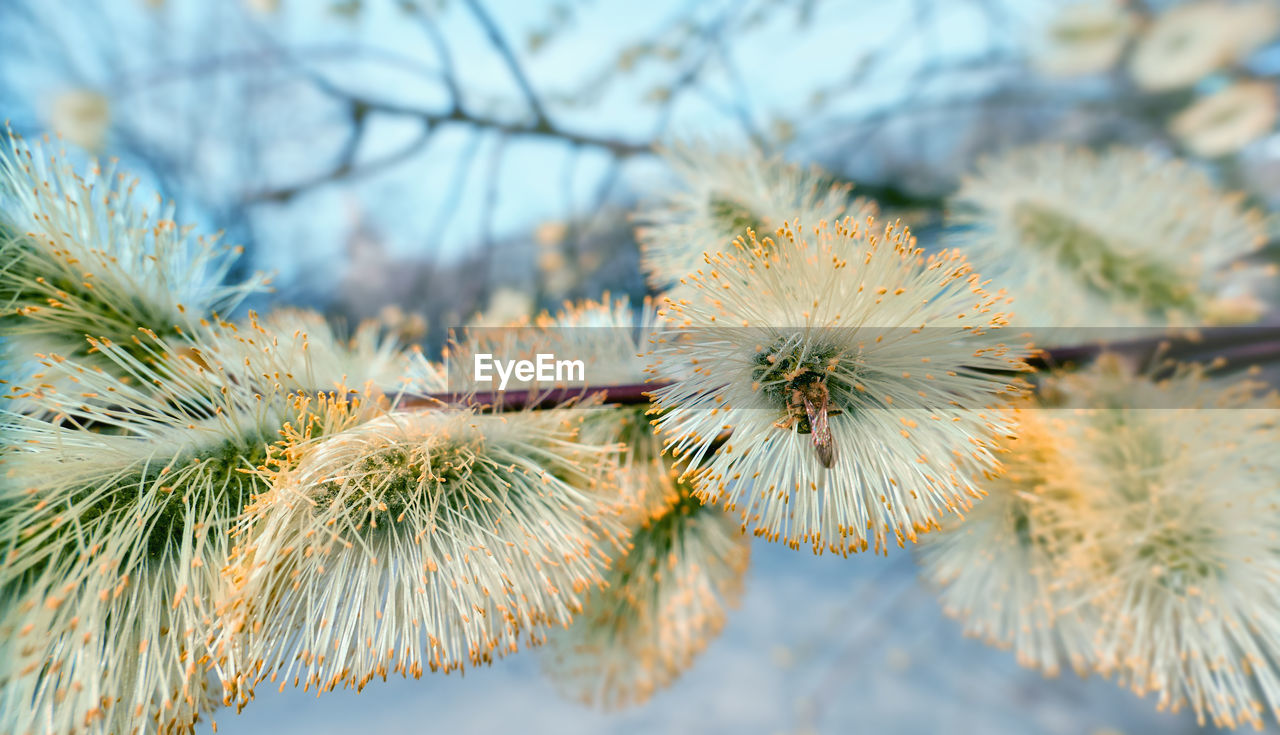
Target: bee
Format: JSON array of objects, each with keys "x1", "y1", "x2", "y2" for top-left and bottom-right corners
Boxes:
[{"x1": 774, "y1": 372, "x2": 842, "y2": 468}]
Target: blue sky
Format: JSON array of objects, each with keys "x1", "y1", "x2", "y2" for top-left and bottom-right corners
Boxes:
[
  {"x1": 0, "y1": 0, "x2": 1046, "y2": 277},
  {"x1": 241, "y1": 0, "x2": 1039, "y2": 268}
]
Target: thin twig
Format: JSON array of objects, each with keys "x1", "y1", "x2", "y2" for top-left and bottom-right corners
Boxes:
[
  {"x1": 407, "y1": 8, "x2": 462, "y2": 107},
  {"x1": 460, "y1": 0, "x2": 551, "y2": 128},
  {"x1": 248, "y1": 122, "x2": 433, "y2": 203}
]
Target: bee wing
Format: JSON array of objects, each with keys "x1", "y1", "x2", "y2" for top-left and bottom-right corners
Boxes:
[{"x1": 802, "y1": 395, "x2": 836, "y2": 469}]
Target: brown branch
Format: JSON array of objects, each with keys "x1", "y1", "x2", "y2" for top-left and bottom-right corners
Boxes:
[
  {"x1": 397, "y1": 382, "x2": 656, "y2": 412},
  {"x1": 1036, "y1": 324, "x2": 1280, "y2": 367},
  {"x1": 394, "y1": 324, "x2": 1280, "y2": 412}
]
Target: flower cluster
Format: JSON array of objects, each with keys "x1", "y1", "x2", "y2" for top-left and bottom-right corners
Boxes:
[
  {"x1": 635, "y1": 144, "x2": 876, "y2": 290},
  {"x1": 220, "y1": 407, "x2": 626, "y2": 702},
  {"x1": 949, "y1": 145, "x2": 1271, "y2": 329},
  {"x1": 647, "y1": 218, "x2": 1029, "y2": 555},
  {"x1": 1033, "y1": 1, "x2": 1280, "y2": 157},
  {"x1": 542, "y1": 483, "x2": 750, "y2": 709},
  {"x1": 0, "y1": 134, "x2": 269, "y2": 369},
  {"x1": 922, "y1": 357, "x2": 1280, "y2": 728},
  {"x1": 0, "y1": 333, "x2": 290, "y2": 734},
  {"x1": 1034, "y1": 1, "x2": 1136, "y2": 77},
  {"x1": 1127, "y1": 1, "x2": 1277, "y2": 92},
  {"x1": 918, "y1": 406, "x2": 1093, "y2": 677}
]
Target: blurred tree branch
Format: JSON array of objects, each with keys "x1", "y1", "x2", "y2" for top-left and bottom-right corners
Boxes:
[
  {"x1": 17, "y1": 0, "x2": 1268, "y2": 332},
  {"x1": 459, "y1": 0, "x2": 552, "y2": 128}
]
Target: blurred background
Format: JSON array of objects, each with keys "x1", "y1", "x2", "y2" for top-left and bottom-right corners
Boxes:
[{"x1": 3, "y1": 0, "x2": 1278, "y2": 732}]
